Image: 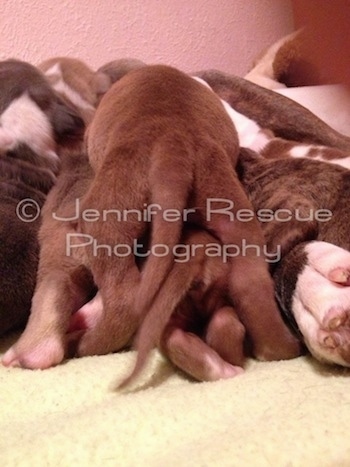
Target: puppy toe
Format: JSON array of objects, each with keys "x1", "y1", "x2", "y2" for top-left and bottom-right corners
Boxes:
[
  {"x1": 2, "y1": 347, "x2": 20, "y2": 367},
  {"x1": 328, "y1": 267, "x2": 350, "y2": 285},
  {"x1": 306, "y1": 242, "x2": 350, "y2": 283},
  {"x1": 322, "y1": 307, "x2": 349, "y2": 330}
]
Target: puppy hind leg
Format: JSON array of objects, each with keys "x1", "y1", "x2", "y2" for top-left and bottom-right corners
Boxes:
[
  {"x1": 2, "y1": 267, "x2": 93, "y2": 369},
  {"x1": 74, "y1": 266, "x2": 141, "y2": 357},
  {"x1": 119, "y1": 252, "x2": 204, "y2": 389},
  {"x1": 199, "y1": 173, "x2": 302, "y2": 360},
  {"x1": 204, "y1": 306, "x2": 246, "y2": 367}
]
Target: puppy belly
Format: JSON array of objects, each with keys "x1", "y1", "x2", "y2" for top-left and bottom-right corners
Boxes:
[{"x1": 292, "y1": 241, "x2": 350, "y2": 366}]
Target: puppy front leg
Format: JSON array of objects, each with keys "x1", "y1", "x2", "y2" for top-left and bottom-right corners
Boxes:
[
  {"x1": 275, "y1": 241, "x2": 350, "y2": 366},
  {"x1": 2, "y1": 268, "x2": 92, "y2": 369}
]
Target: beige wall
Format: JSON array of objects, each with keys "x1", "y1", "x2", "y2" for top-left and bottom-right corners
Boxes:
[{"x1": 1, "y1": 0, "x2": 294, "y2": 75}]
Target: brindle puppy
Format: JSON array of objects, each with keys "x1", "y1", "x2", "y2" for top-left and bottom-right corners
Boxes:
[{"x1": 238, "y1": 148, "x2": 350, "y2": 366}]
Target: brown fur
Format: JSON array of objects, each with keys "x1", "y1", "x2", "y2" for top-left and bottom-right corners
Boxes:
[
  {"x1": 97, "y1": 58, "x2": 146, "y2": 85},
  {"x1": 120, "y1": 229, "x2": 245, "y2": 387},
  {"x1": 81, "y1": 64, "x2": 300, "y2": 364},
  {"x1": 1, "y1": 59, "x2": 103, "y2": 367},
  {"x1": 0, "y1": 59, "x2": 84, "y2": 337},
  {"x1": 237, "y1": 148, "x2": 344, "y2": 257}
]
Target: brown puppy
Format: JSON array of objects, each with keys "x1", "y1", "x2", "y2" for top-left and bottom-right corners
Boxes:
[
  {"x1": 81, "y1": 65, "x2": 299, "y2": 362},
  {"x1": 38, "y1": 56, "x2": 111, "y2": 124},
  {"x1": 0, "y1": 59, "x2": 84, "y2": 337},
  {"x1": 121, "y1": 228, "x2": 246, "y2": 387},
  {"x1": 2, "y1": 58, "x2": 150, "y2": 368},
  {"x1": 2, "y1": 57, "x2": 103, "y2": 368}
]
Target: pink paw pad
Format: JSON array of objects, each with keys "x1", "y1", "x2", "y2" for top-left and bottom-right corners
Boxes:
[
  {"x1": 328, "y1": 267, "x2": 350, "y2": 285},
  {"x1": 322, "y1": 308, "x2": 349, "y2": 330}
]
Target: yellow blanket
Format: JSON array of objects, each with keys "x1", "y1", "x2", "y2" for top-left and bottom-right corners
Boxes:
[{"x1": 1, "y1": 332, "x2": 349, "y2": 467}]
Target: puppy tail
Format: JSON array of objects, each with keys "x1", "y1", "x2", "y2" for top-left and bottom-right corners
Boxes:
[
  {"x1": 119, "y1": 255, "x2": 202, "y2": 389},
  {"x1": 134, "y1": 135, "x2": 194, "y2": 320}
]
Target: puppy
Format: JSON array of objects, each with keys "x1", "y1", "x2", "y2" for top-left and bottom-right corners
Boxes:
[
  {"x1": 38, "y1": 56, "x2": 111, "y2": 124},
  {"x1": 97, "y1": 58, "x2": 146, "y2": 85},
  {"x1": 0, "y1": 59, "x2": 84, "y2": 337},
  {"x1": 120, "y1": 228, "x2": 246, "y2": 387},
  {"x1": 244, "y1": 29, "x2": 309, "y2": 89},
  {"x1": 1, "y1": 58, "x2": 149, "y2": 368},
  {"x1": 2, "y1": 57, "x2": 103, "y2": 368},
  {"x1": 3, "y1": 64, "x2": 301, "y2": 370},
  {"x1": 238, "y1": 148, "x2": 350, "y2": 366},
  {"x1": 193, "y1": 69, "x2": 350, "y2": 152},
  {"x1": 81, "y1": 64, "x2": 300, "y2": 361}
]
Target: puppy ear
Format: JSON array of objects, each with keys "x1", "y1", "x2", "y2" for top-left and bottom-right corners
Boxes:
[
  {"x1": 92, "y1": 71, "x2": 112, "y2": 95},
  {"x1": 50, "y1": 99, "x2": 85, "y2": 145}
]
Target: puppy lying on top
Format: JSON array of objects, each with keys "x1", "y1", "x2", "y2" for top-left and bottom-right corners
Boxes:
[
  {"x1": 121, "y1": 81, "x2": 350, "y2": 385},
  {"x1": 0, "y1": 58, "x2": 84, "y2": 337},
  {"x1": 3, "y1": 64, "x2": 301, "y2": 370}
]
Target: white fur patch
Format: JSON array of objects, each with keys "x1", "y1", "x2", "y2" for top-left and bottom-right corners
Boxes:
[
  {"x1": 289, "y1": 144, "x2": 314, "y2": 159},
  {"x1": 324, "y1": 157, "x2": 350, "y2": 170},
  {"x1": 44, "y1": 62, "x2": 95, "y2": 113},
  {"x1": 192, "y1": 76, "x2": 271, "y2": 151},
  {"x1": 0, "y1": 93, "x2": 58, "y2": 161},
  {"x1": 288, "y1": 144, "x2": 350, "y2": 170}
]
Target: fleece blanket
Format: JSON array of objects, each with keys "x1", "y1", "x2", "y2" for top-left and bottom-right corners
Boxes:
[{"x1": 1, "y1": 330, "x2": 350, "y2": 467}]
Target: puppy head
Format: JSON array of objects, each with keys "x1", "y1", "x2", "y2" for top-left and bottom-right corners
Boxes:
[
  {"x1": 0, "y1": 59, "x2": 85, "y2": 160},
  {"x1": 97, "y1": 58, "x2": 146, "y2": 86},
  {"x1": 39, "y1": 57, "x2": 111, "y2": 124}
]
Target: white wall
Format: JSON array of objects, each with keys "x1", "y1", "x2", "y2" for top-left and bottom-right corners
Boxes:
[{"x1": 1, "y1": 0, "x2": 294, "y2": 74}]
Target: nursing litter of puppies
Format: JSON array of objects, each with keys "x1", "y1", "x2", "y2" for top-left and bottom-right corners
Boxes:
[{"x1": 1, "y1": 54, "x2": 350, "y2": 388}]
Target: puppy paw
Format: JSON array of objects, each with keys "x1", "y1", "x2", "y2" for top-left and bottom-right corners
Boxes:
[
  {"x1": 254, "y1": 335, "x2": 303, "y2": 362},
  {"x1": 293, "y1": 255, "x2": 350, "y2": 366},
  {"x1": 305, "y1": 241, "x2": 350, "y2": 285},
  {"x1": 2, "y1": 335, "x2": 65, "y2": 369}
]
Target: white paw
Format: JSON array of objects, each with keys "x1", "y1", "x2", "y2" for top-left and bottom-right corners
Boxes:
[
  {"x1": 293, "y1": 242, "x2": 350, "y2": 366},
  {"x1": 305, "y1": 241, "x2": 350, "y2": 285}
]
